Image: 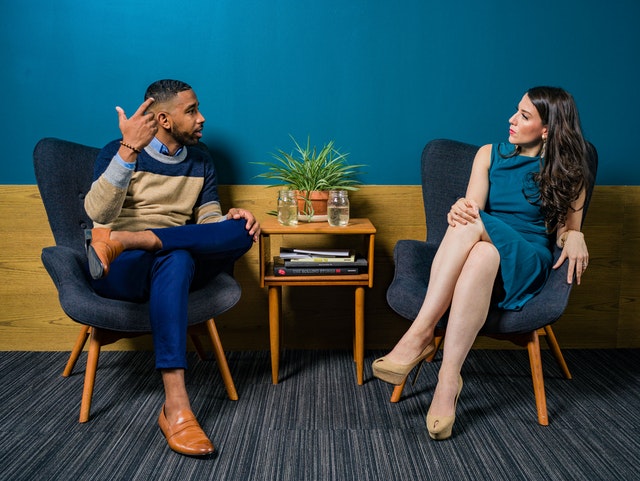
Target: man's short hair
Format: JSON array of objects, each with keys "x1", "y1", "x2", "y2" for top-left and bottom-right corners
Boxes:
[{"x1": 144, "y1": 79, "x2": 192, "y2": 103}]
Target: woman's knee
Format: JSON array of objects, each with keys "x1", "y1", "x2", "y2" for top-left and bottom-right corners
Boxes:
[
  {"x1": 468, "y1": 241, "x2": 500, "y2": 269},
  {"x1": 445, "y1": 218, "x2": 487, "y2": 243}
]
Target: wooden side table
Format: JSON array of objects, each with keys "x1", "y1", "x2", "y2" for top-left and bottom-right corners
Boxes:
[{"x1": 259, "y1": 217, "x2": 376, "y2": 385}]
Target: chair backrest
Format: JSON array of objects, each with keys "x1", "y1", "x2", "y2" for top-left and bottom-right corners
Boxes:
[
  {"x1": 420, "y1": 139, "x2": 598, "y2": 243},
  {"x1": 33, "y1": 138, "x2": 99, "y2": 254},
  {"x1": 421, "y1": 139, "x2": 477, "y2": 244}
]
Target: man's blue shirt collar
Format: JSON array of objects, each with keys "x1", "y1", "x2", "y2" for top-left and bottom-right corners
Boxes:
[{"x1": 150, "y1": 137, "x2": 184, "y2": 156}]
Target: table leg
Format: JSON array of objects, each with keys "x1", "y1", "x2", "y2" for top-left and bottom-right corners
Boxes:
[
  {"x1": 269, "y1": 286, "x2": 282, "y2": 384},
  {"x1": 354, "y1": 286, "x2": 365, "y2": 385}
]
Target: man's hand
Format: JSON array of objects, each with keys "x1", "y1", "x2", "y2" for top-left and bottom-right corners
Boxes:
[
  {"x1": 227, "y1": 208, "x2": 261, "y2": 242},
  {"x1": 116, "y1": 97, "x2": 158, "y2": 153}
]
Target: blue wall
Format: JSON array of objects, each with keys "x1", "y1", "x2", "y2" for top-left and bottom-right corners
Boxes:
[{"x1": 2, "y1": 0, "x2": 638, "y2": 185}]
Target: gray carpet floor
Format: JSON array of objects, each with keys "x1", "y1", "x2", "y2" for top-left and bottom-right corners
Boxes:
[{"x1": 0, "y1": 349, "x2": 639, "y2": 481}]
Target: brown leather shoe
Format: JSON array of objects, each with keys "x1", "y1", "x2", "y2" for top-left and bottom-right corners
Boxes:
[
  {"x1": 85, "y1": 228, "x2": 124, "y2": 279},
  {"x1": 158, "y1": 405, "x2": 214, "y2": 456}
]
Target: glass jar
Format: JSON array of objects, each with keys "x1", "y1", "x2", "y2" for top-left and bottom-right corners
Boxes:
[
  {"x1": 277, "y1": 189, "x2": 298, "y2": 226},
  {"x1": 327, "y1": 190, "x2": 350, "y2": 226}
]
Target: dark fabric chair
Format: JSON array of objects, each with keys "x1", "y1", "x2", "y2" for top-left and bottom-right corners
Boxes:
[
  {"x1": 33, "y1": 137, "x2": 241, "y2": 423},
  {"x1": 386, "y1": 138, "x2": 598, "y2": 425}
]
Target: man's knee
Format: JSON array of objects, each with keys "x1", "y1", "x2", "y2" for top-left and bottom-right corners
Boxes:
[{"x1": 224, "y1": 218, "x2": 254, "y2": 253}]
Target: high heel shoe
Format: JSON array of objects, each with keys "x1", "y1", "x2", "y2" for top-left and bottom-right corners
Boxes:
[
  {"x1": 371, "y1": 340, "x2": 436, "y2": 385},
  {"x1": 426, "y1": 374, "x2": 463, "y2": 440}
]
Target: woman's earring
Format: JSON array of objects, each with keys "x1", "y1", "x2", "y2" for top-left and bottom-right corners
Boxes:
[{"x1": 540, "y1": 137, "x2": 547, "y2": 159}]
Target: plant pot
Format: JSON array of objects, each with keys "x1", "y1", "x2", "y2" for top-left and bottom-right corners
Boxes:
[{"x1": 296, "y1": 190, "x2": 329, "y2": 217}]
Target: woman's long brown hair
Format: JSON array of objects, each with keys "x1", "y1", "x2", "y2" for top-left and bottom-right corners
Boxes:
[{"x1": 509, "y1": 86, "x2": 590, "y2": 232}]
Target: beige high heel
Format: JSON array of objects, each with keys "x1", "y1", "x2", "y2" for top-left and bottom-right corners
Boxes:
[
  {"x1": 426, "y1": 375, "x2": 463, "y2": 440},
  {"x1": 371, "y1": 340, "x2": 436, "y2": 385}
]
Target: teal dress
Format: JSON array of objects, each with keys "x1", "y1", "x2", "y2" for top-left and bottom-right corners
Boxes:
[{"x1": 479, "y1": 143, "x2": 553, "y2": 310}]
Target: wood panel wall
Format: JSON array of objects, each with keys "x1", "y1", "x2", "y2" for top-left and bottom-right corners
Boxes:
[{"x1": 0, "y1": 184, "x2": 636, "y2": 352}]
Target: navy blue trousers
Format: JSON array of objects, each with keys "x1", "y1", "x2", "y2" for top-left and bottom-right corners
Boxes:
[{"x1": 91, "y1": 219, "x2": 253, "y2": 370}]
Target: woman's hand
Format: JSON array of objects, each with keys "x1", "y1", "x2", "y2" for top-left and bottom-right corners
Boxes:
[
  {"x1": 553, "y1": 230, "x2": 589, "y2": 285},
  {"x1": 227, "y1": 208, "x2": 261, "y2": 242},
  {"x1": 447, "y1": 197, "x2": 480, "y2": 227}
]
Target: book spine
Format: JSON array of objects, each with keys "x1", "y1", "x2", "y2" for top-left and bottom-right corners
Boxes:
[
  {"x1": 280, "y1": 247, "x2": 353, "y2": 257},
  {"x1": 273, "y1": 266, "x2": 360, "y2": 276},
  {"x1": 287, "y1": 257, "x2": 356, "y2": 263},
  {"x1": 283, "y1": 260, "x2": 365, "y2": 268}
]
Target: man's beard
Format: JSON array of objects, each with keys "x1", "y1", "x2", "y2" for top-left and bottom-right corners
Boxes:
[{"x1": 171, "y1": 126, "x2": 199, "y2": 146}]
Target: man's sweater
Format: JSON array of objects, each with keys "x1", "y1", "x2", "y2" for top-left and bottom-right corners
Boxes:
[{"x1": 85, "y1": 140, "x2": 225, "y2": 231}]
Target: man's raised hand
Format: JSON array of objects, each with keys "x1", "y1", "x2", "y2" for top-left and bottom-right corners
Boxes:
[{"x1": 115, "y1": 97, "x2": 157, "y2": 152}]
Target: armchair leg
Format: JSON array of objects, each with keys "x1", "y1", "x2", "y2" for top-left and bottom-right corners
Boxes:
[
  {"x1": 205, "y1": 318, "x2": 238, "y2": 401},
  {"x1": 189, "y1": 333, "x2": 209, "y2": 361},
  {"x1": 354, "y1": 286, "x2": 365, "y2": 385},
  {"x1": 62, "y1": 325, "x2": 91, "y2": 377},
  {"x1": 541, "y1": 325, "x2": 572, "y2": 379},
  {"x1": 527, "y1": 330, "x2": 549, "y2": 426},
  {"x1": 79, "y1": 327, "x2": 103, "y2": 423},
  {"x1": 390, "y1": 379, "x2": 407, "y2": 403}
]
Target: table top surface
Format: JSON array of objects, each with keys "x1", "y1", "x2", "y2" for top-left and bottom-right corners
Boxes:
[{"x1": 259, "y1": 217, "x2": 376, "y2": 235}]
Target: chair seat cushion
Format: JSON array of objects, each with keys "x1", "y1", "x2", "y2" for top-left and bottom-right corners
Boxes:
[
  {"x1": 42, "y1": 246, "x2": 241, "y2": 332},
  {"x1": 386, "y1": 240, "x2": 573, "y2": 335}
]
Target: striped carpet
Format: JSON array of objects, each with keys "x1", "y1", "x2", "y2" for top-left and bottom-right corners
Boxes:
[{"x1": 0, "y1": 348, "x2": 638, "y2": 481}]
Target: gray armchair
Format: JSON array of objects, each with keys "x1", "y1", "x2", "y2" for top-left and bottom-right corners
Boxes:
[
  {"x1": 33, "y1": 137, "x2": 240, "y2": 423},
  {"x1": 386, "y1": 139, "x2": 598, "y2": 425}
]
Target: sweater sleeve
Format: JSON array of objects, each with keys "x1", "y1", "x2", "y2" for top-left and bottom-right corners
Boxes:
[
  {"x1": 84, "y1": 140, "x2": 134, "y2": 225},
  {"x1": 193, "y1": 147, "x2": 225, "y2": 224}
]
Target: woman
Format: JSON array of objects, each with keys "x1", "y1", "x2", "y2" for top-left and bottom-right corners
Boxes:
[{"x1": 372, "y1": 86, "x2": 591, "y2": 440}]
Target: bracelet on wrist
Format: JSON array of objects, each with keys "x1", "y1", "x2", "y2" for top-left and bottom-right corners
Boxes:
[{"x1": 120, "y1": 141, "x2": 141, "y2": 154}]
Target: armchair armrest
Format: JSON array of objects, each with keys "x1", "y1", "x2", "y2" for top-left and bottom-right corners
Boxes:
[
  {"x1": 41, "y1": 246, "x2": 92, "y2": 295},
  {"x1": 484, "y1": 246, "x2": 574, "y2": 333},
  {"x1": 41, "y1": 245, "x2": 243, "y2": 332},
  {"x1": 392, "y1": 240, "x2": 437, "y2": 283},
  {"x1": 41, "y1": 246, "x2": 151, "y2": 331},
  {"x1": 386, "y1": 240, "x2": 439, "y2": 321}
]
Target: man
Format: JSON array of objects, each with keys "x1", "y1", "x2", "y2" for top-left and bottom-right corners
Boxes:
[{"x1": 84, "y1": 79, "x2": 260, "y2": 456}]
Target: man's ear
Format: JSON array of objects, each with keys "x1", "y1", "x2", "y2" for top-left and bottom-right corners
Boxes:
[{"x1": 156, "y1": 111, "x2": 171, "y2": 129}]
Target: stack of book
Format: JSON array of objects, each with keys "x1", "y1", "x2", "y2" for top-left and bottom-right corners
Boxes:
[{"x1": 273, "y1": 247, "x2": 368, "y2": 276}]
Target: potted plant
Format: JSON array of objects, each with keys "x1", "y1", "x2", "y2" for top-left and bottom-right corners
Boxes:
[{"x1": 254, "y1": 135, "x2": 365, "y2": 220}]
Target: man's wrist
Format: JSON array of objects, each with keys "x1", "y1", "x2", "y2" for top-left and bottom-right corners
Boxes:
[
  {"x1": 115, "y1": 152, "x2": 136, "y2": 170},
  {"x1": 120, "y1": 140, "x2": 141, "y2": 154}
]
